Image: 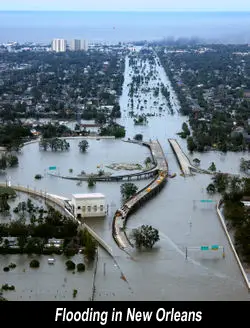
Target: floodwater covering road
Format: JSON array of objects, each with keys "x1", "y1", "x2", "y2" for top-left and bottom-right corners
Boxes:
[
  {"x1": 93, "y1": 47, "x2": 250, "y2": 301},
  {"x1": 0, "y1": 47, "x2": 249, "y2": 301}
]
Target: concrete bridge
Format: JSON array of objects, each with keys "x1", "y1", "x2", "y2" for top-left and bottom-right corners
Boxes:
[
  {"x1": 47, "y1": 139, "x2": 161, "y2": 182},
  {"x1": 168, "y1": 138, "x2": 212, "y2": 176},
  {"x1": 112, "y1": 139, "x2": 168, "y2": 250}
]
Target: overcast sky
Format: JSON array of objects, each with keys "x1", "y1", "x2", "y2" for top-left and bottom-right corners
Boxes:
[{"x1": 1, "y1": 0, "x2": 250, "y2": 11}]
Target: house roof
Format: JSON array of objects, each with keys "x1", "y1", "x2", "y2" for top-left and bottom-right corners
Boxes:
[{"x1": 72, "y1": 193, "x2": 105, "y2": 199}]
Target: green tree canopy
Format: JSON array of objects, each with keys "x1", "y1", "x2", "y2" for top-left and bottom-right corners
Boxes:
[
  {"x1": 131, "y1": 224, "x2": 160, "y2": 249},
  {"x1": 120, "y1": 182, "x2": 138, "y2": 201}
]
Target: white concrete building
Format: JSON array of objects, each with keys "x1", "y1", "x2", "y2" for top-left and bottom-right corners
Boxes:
[
  {"x1": 71, "y1": 193, "x2": 106, "y2": 219},
  {"x1": 51, "y1": 39, "x2": 67, "y2": 52}
]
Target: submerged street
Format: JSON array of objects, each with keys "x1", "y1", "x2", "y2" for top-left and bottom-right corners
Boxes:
[
  {"x1": 0, "y1": 47, "x2": 249, "y2": 301},
  {"x1": 93, "y1": 47, "x2": 250, "y2": 301}
]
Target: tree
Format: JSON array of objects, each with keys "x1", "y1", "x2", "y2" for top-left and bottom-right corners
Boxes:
[
  {"x1": 77, "y1": 263, "x2": 85, "y2": 272},
  {"x1": 87, "y1": 176, "x2": 96, "y2": 188},
  {"x1": 120, "y1": 182, "x2": 138, "y2": 201},
  {"x1": 134, "y1": 134, "x2": 143, "y2": 141},
  {"x1": 212, "y1": 173, "x2": 229, "y2": 193},
  {"x1": 206, "y1": 183, "x2": 216, "y2": 194},
  {"x1": 134, "y1": 115, "x2": 148, "y2": 125},
  {"x1": 187, "y1": 136, "x2": 196, "y2": 152},
  {"x1": 82, "y1": 229, "x2": 97, "y2": 261},
  {"x1": 99, "y1": 123, "x2": 125, "y2": 138},
  {"x1": 65, "y1": 260, "x2": 76, "y2": 270},
  {"x1": 17, "y1": 235, "x2": 27, "y2": 251},
  {"x1": 240, "y1": 158, "x2": 250, "y2": 173},
  {"x1": 74, "y1": 124, "x2": 80, "y2": 131},
  {"x1": 0, "y1": 156, "x2": 7, "y2": 171},
  {"x1": 3, "y1": 239, "x2": 9, "y2": 248},
  {"x1": 98, "y1": 169, "x2": 104, "y2": 176},
  {"x1": 0, "y1": 193, "x2": 10, "y2": 212},
  {"x1": 144, "y1": 157, "x2": 152, "y2": 167},
  {"x1": 193, "y1": 158, "x2": 200, "y2": 166},
  {"x1": 30, "y1": 259, "x2": 40, "y2": 268},
  {"x1": 131, "y1": 225, "x2": 160, "y2": 249},
  {"x1": 208, "y1": 162, "x2": 216, "y2": 172},
  {"x1": 78, "y1": 140, "x2": 89, "y2": 152},
  {"x1": 7, "y1": 155, "x2": 18, "y2": 167}
]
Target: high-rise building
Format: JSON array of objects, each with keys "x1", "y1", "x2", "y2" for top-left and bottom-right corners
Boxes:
[
  {"x1": 81, "y1": 39, "x2": 88, "y2": 51},
  {"x1": 51, "y1": 39, "x2": 67, "y2": 52},
  {"x1": 70, "y1": 39, "x2": 88, "y2": 51},
  {"x1": 70, "y1": 39, "x2": 81, "y2": 51}
]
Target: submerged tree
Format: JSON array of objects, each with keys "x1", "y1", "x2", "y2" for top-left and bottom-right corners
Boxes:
[
  {"x1": 134, "y1": 134, "x2": 143, "y2": 141},
  {"x1": 240, "y1": 158, "x2": 250, "y2": 173},
  {"x1": 39, "y1": 138, "x2": 70, "y2": 151},
  {"x1": 78, "y1": 140, "x2": 89, "y2": 152},
  {"x1": 82, "y1": 229, "x2": 97, "y2": 261},
  {"x1": 0, "y1": 193, "x2": 10, "y2": 212},
  {"x1": 208, "y1": 162, "x2": 216, "y2": 172},
  {"x1": 206, "y1": 183, "x2": 216, "y2": 194},
  {"x1": 120, "y1": 182, "x2": 138, "y2": 201},
  {"x1": 131, "y1": 225, "x2": 160, "y2": 249},
  {"x1": 193, "y1": 158, "x2": 201, "y2": 166},
  {"x1": 87, "y1": 176, "x2": 96, "y2": 188}
]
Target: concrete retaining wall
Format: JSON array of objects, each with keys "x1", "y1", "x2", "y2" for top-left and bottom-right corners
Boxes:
[{"x1": 216, "y1": 200, "x2": 250, "y2": 290}]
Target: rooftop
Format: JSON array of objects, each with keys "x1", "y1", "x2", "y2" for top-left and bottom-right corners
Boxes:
[{"x1": 72, "y1": 193, "x2": 105, "y2": 199}]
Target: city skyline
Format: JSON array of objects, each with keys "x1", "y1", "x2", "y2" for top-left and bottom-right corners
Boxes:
[{"x1": 0, "y1": 0, "x2": 250, "y2": 11}]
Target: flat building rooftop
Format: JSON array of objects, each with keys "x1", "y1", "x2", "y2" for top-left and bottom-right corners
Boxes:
[{"x1": 72, "y1": 193, "x2": 105, "y2": 199}]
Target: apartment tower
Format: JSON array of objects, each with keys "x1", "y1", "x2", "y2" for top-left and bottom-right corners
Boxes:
[
  {"x1": 70, "y1": 39, "x2": 88, "y2": 51},
  {"x1": 51, "y1": 39, "x2": 67, "y2": 52}
]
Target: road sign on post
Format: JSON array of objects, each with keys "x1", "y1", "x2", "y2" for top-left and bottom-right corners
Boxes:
[
  {"x1": 200, "y1": 199, "x2": 214, "y2": 203},
  {"x1": 49, "y1": 166, "x2": 56, "y2": 170},
  {"x1": 200, "y1": 246, "x2": 209, "y2": 251}
]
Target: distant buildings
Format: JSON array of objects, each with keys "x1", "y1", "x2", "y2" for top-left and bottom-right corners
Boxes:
[
  {"x1": 51, "y1": 38, "x2": 88, "y2": 52},
  {"x1": 70, "y1": 39, "x2": 81, "y2": 51},
  {"x1": 70, "y1": 39, "x2": 88, "y2": 51},
  {"x1": 51, "y1": 39, "x2": 67, "y2": 52}
]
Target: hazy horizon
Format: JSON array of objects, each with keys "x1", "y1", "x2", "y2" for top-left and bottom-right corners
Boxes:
[
  {"x1": 1, "y1": 0, "x2": 250, "y2": 11},
  {"x1": 1, "y1": 11, "x2": 250, "y2": 44}
]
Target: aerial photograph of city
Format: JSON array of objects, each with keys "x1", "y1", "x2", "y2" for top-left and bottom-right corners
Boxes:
[{"x1": 0, "y1": 0, "x2": 250, "y2": 302}]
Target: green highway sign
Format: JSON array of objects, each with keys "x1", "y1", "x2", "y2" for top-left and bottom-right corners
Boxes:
[
  {"x1": 200, "y1": 199, "x2": 214, "y2": 203},
  {"x1": 200, "y1": 245, "x2": 219, "y2": 251},
  {"x1": 49, "y1": 166, "x2": 57, "y2": 170}
]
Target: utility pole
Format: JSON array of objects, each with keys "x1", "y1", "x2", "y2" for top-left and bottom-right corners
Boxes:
[
  {"x1": 103, "y1": 262, "x2": 106, "y2": 276},
  {"x1": 189, "y1": 220, "x2": 192, "y2": 234}
]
